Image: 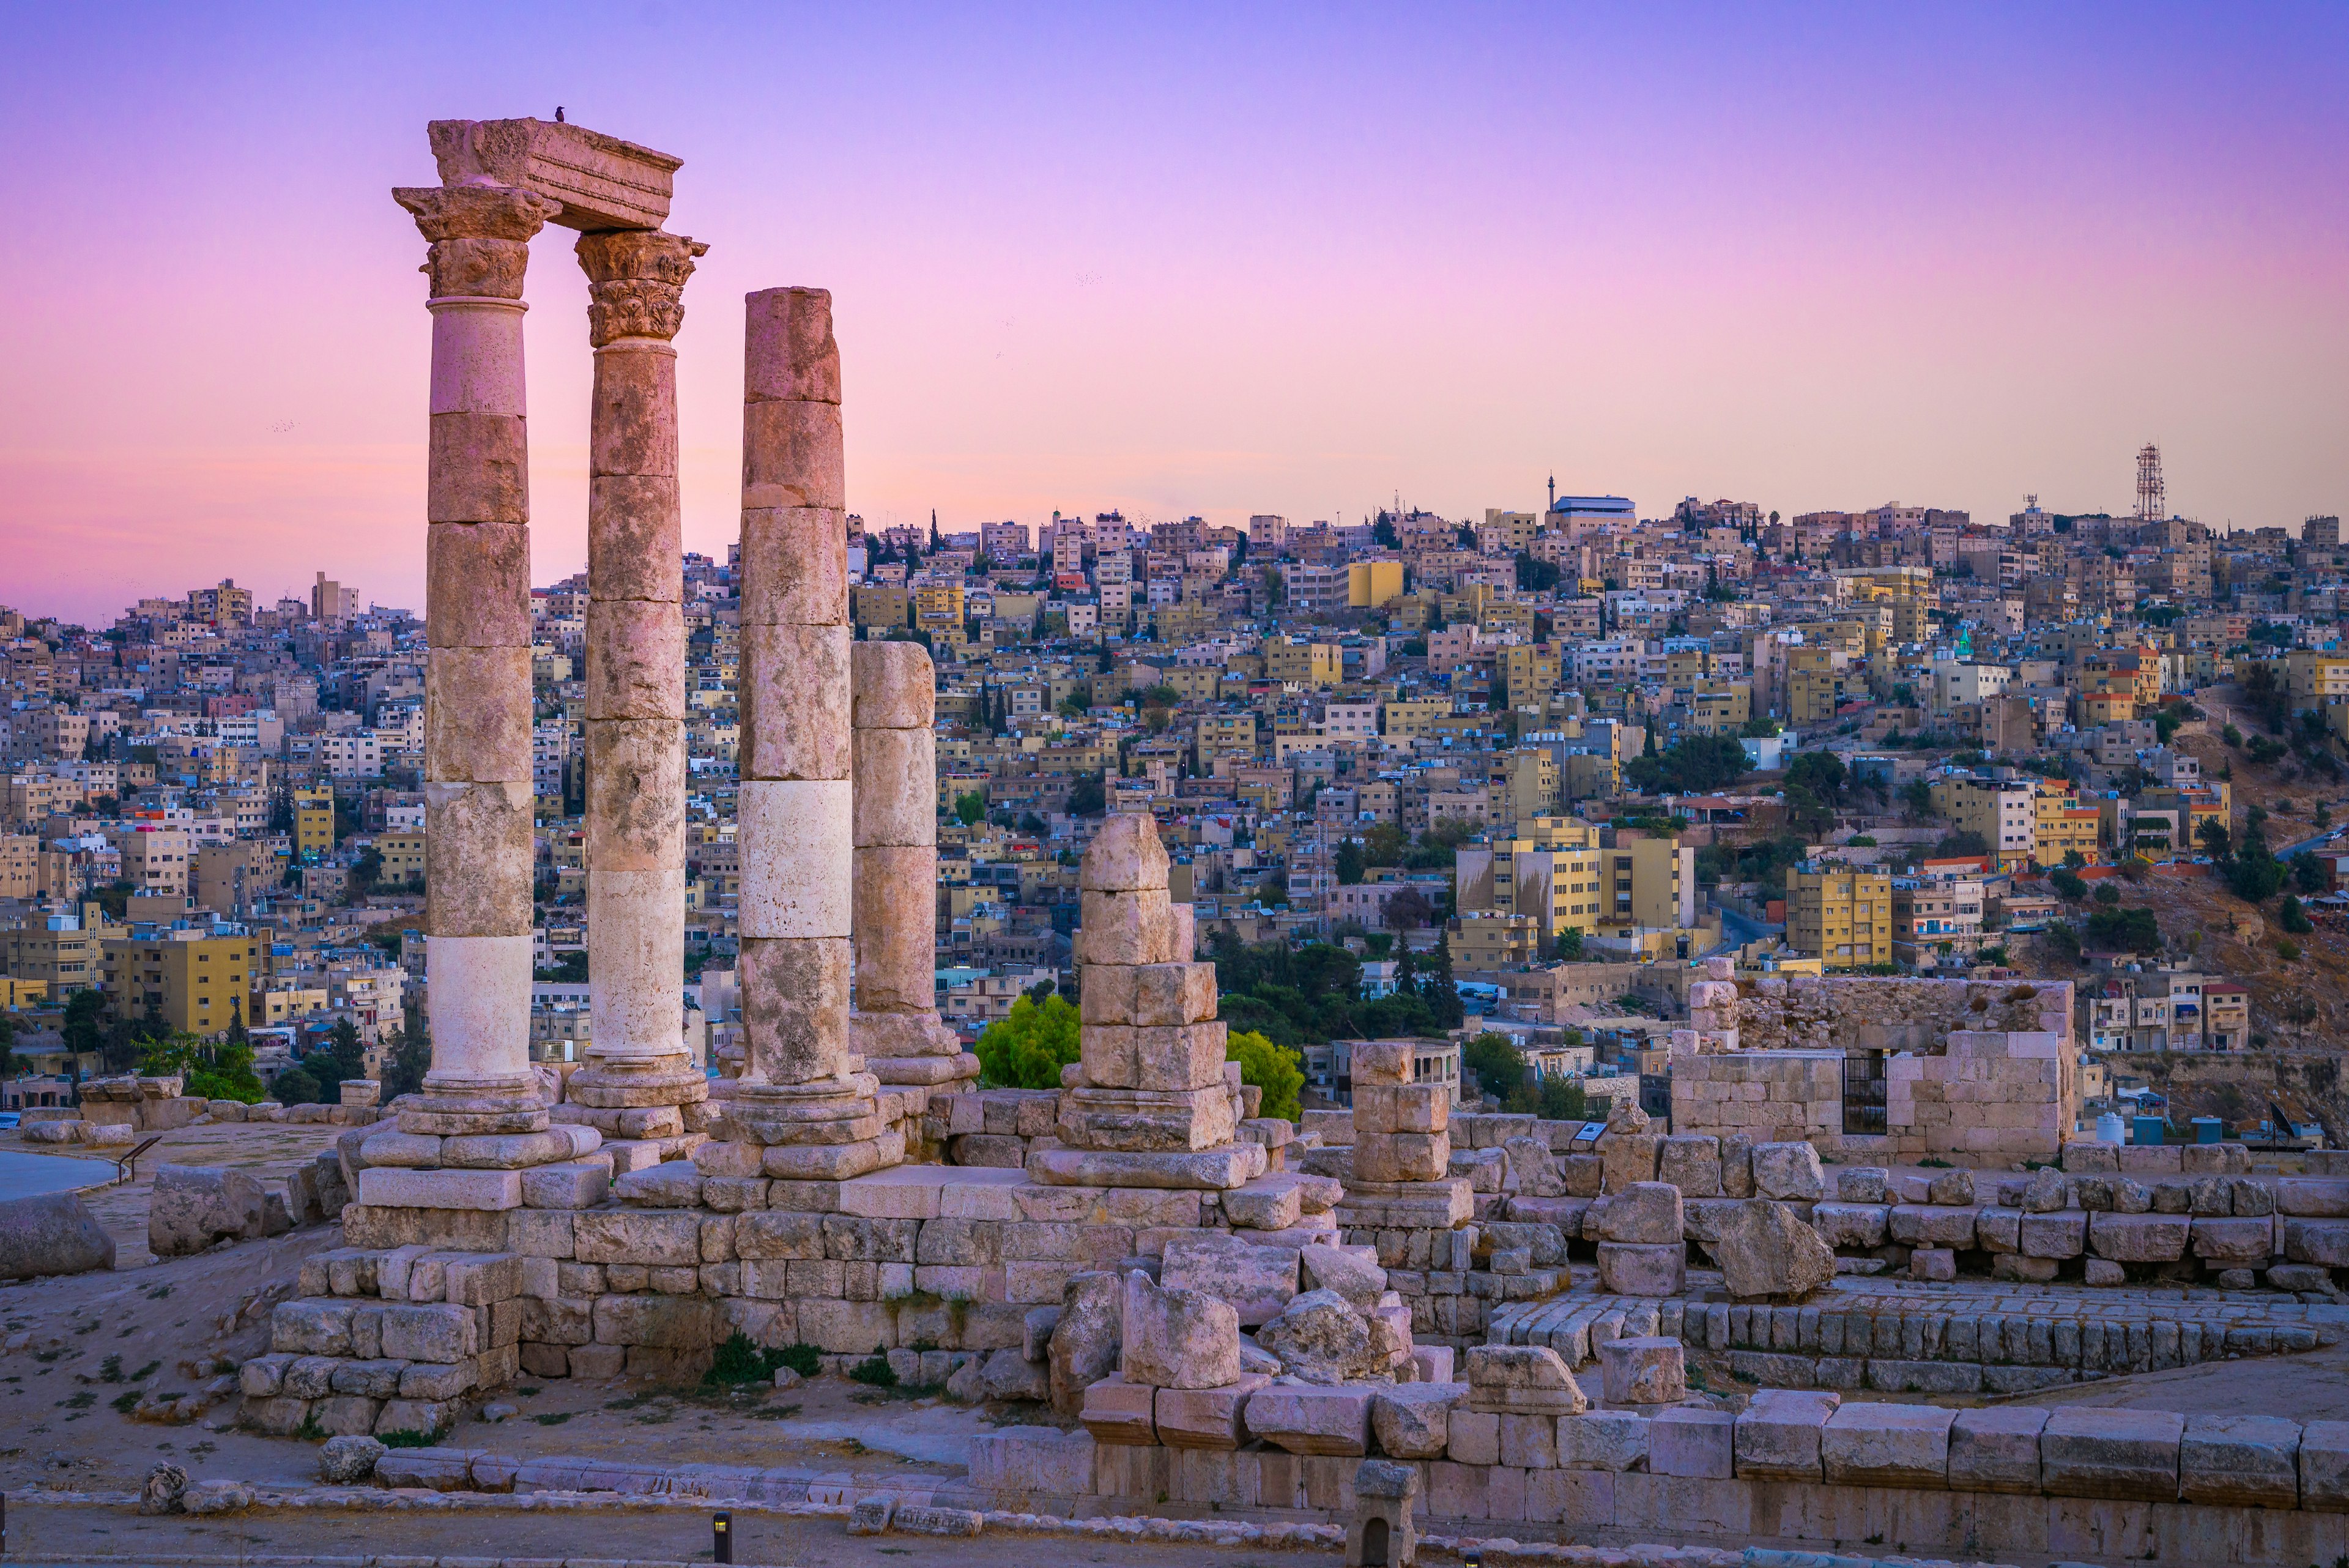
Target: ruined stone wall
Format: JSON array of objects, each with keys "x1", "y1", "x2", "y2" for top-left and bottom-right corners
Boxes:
[{"x1": 1731, "y1": 976, "x2": 2074, "y2": 1054}]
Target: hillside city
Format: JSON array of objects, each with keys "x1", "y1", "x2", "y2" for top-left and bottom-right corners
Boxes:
[{"x1": 7, "y1": 448, "x2": 2345, "y2": 1144}]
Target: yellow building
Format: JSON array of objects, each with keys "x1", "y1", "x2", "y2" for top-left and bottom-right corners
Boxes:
[
  {"x1": 1262, "y1": 637, "x2": 1343, "y2": 688},
  {"x1": 100, "y1": 929, "x2": 258, "y2": 1037},
  {"x1": 1786, "y1": 865, "x2": 1893, "y2": 968},
  {"x1": 2032, "y1": 779, "x2": 2101, "y2": 866},
  {"x1": 1458, "y1": 817, "x2": 1696, "y2": 945},
  {"x1": 1498, "y1": 645, "x2": 1561, "y2": 710},
  {"x1": 1497, "y1": 751, "x2": 1559, "y2": 822},
  {"x1": 852, "y1": 585, "x2": 911, "y2": 630},
  {"x1": 1381, "y1": 699, "x2": 1451, "y2": 739},
  {"x1": 913, "y1": 584, "x2": 967, "y2": 630},
  {"x1": 1449, "y1": 912, "x2": 1544, "y2": 969},
  {"x1": 376, "y1": 831, "x2": 427, "y2": 888},
  {"x1": 1348, "y1": 560, "x2": 1405, "y2": 609},
  {"x1": 1688, "y1": 680, "x2": 1753, "y2": 735},
  {"x1": 293, "y1": 787, "x2": 336, "y2": 859}
]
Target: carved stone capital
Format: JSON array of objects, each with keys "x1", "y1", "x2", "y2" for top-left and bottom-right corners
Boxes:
[
  {"x1": 576, "y1": 230, "x2": 709, "y2": 346},
  {"x1": 393, "y1": 184, "x2": 563, "y2": 300}
]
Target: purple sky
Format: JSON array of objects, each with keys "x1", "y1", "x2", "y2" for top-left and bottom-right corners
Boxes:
[{"x1": 3, "y1": 3, "x2": 2345, "y2": 624}]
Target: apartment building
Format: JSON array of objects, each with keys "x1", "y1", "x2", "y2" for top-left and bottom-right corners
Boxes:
[
  {"x1": 100, "y1": 924, "x2": 258, "y2": 1036},
  {"x1": 1786, "y1": 864, "x2": 1893, "y2": 968},
  {"x1": 1929, "y1": 774, "x2": 2038, "y2": 871}
]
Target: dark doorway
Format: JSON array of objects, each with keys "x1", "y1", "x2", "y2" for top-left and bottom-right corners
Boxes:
[
  {"x1": 1362, "y1": 1515, "x2": 1390, "y2": 1566},
  {"x1": 1842, "y1": 1049, "x2": 1887, "y2": 1137}
]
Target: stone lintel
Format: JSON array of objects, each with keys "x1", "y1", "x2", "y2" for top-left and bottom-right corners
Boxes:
[{"x1": 429, "y1": 117, "x2": 678, "y2": 231}]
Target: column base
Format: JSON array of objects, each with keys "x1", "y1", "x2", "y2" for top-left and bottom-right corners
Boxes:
[
  {"x1": 565, "y1": 1055, "x2": 711, "y2": 1109},
  {"x1": 396, "y1": 1085, "x2": 550, "y2": 1138},
  {"x1": 867, "y1": 1051, "x2": 981, "y2": 1087}
]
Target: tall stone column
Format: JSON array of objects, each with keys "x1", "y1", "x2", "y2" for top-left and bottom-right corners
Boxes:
[
  {"x1": 851, "y1": 639, "x2": 978, "y2": 1086},
  {"x1": 567, "y1": 228, "x2": 710, "y2": 1125},
  {"x1": 720, "y1": 286, "x2": 899, "y2": 1181},
  {"x1": 394, "y1": 180, "x2": 564, "y2": 1142}
]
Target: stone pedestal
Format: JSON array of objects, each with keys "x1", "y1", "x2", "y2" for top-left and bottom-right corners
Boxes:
[
  {"x1": 850, "y1": 639, "x2": 976, "y2": 1088},
  {"x1": 1334, "y1": 1038, "x2": 1469, "y2": 1230},
  {"x1": 721, "y1": 286, "x2": 896, "y2": 1183},
  {"x1": 1033, "y1": 813, "x2": 1253, "y2": 1191},
  {"x1": 566, "y1": 227, "x2": 710, "y2": 1122}
]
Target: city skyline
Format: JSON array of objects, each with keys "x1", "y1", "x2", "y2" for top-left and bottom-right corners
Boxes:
[{"x1": 6, "y1": 3, "x2": 2347, "y2": 626}]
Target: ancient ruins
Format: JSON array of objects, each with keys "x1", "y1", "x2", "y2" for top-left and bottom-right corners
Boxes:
[{"x1": 15, "y1": 111, "x2": 2349, "y2": 1567}]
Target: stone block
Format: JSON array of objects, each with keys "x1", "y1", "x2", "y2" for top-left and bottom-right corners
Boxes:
[
  {"x1": 1222, "y1": 1175, "x2": 1305, "y2": 1232},
  {"x1": 1595, "y1": 1241, "x2": 1684, "y2": 1296},
  {"x1": 2088, "y1": 1211, "x2": 2191, "y2": 1263},
  {"x1": 2041, "y1": 1407, "x2": 2183, "y2": 1501},
  {"x1": 1466, "y1": 1343, "x2": 1587, "y2": 1415},
  {"x1": 1500, "y1": 1411, "x2": 1559, "y2": 1470},
  {"x1": 1158, "y1": 1234, "x2": 1299, "y2": 1326},
  {"x1": 1751, "y1": 1141, "x2": 1827, "y2": 1200},
  {"x1": 354, "y1": 1167, "x2": 521, "y2": 1211},
  {"x1": 1156, "y1": 1374, "x2": 1273, "y2": 1450},
  {"x1": 1597, "y1": 1336, "x2": 1685, "y2": 1405},
  {"x1": 2301, "y1": 1420, "x2": 2349, "y2": 1510},
  {"x1": 2286, "y1": 1217, "x2": 2349, "y2": 1268},
  {"x1": 2019, "y1": 1209, "x2": 2088, "y2": 1257},
  {"x1": 2194, "y1": 1215, "x2": 2278, "y2": 1267},
  {"x1": 1245, "y1": 1383, "x2": 1375, "y2": 1455},
  {"x1": 1079, "y1": 1372, "x2": 1157, "y2": 1444},
  {"x1": 1370, "y1": 1382, "x2": 1463, "y2": 1460},
  {"x1": 968, "y1": 1425, "x2": 1097, "y2": 1496},
  {"x1": 1734, "y1": 1388, "x2": 1841, "y2": 1481},
  {"x1": 573, "y1": 1209, "x2": 704, "y2": 1267},
  {"x1": 1557, "y1": 1410, "x2": 1649, "y2": 1471},
  {"x1": 1811, "y1": 1202, "x2": 1888, "y2": 1249},
  {"x1": 1119, "y1": 1270, "x2": 1241, "y2": 1390},
  {"x1": 1822, "y1": 1402, "x2": 1953, "y2": 1488},
  {"x1": 2180, "y1": 1414, "x2": 2301, "y2": 1509},
  {"x1": 1650, "y1": 1406, "x2": 1734, "y2": 1479},
  {"x1": 1949, "y1": 1406, "x2": 2047, "y2": 1494},
  {"x1": 1593, "y1": 1181, "x2": 1684, "y2": 1244}
]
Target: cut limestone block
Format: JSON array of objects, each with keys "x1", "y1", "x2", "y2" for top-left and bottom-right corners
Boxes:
[
  {"x1": 2039, "y1": 1407, "x2": 2183, "y2": 1502},
  {"x1": 1822, "y1": 1402, "x2": 1953, "y2": 1489},
  {"x1": 1948, "y1": 1407, "x2": 2047, "y2": 1495},
  {"x1": 1734, "y1": 1388, "x2": 1842, "y2": 1481},
  {"x1": 1152, "y1": 1373, "x2": 1272, "y2": 1450},
  {"x1": 2179, "y1": 1414, "x2": 2301, "y2": 1509},
  {"x1": 1244, "y1": 1383, "x2": 1374, "y2": 1456},
  {"x1": 1650, "y1": 1406, "x2": 1734, "y2": 1479}
]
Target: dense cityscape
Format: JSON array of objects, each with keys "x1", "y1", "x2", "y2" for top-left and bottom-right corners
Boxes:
[{"x1": 6, "y1": 451, "x2": 2340, "y2": 1138}]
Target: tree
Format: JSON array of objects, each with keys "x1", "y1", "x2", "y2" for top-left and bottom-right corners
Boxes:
[
  {"x1": 1513, "y1": 551, "x2": 1560, "y2": 593},
  {"x1": 61, "y1": 988, "x2": 105, "y2": 1070},
  {"x1": 1554, "y1": 927, "x2": 1585, "y2": 960},
  {"x1": 1622, "y1": 734, "x2": 1748, "y2": 796},
  {"x1": 2093, "y1": 883, "x2": 2120, "y2": 906},
  {"x1": 1334, "y1": 838, "x2": 1366, "y2": 885},
  {"x1": 1226, "y1": 1030, "x2": 1303, "y2": 1122},
  {"x1": 2084, "y1": 904, "x2": 2162, "y2": 955},
  {"x1": 2049, "y1": 866, "x2": 2088, "y2": 901},
  {"x1": 1901, "y1": 779, "x2": 1934, "y2": 821},
  {"x1": 954, "y1": 792, "x2": 987, "y2": 827},
  {"x1": 1383, "y1": 885, "x2": 1435, "y2": 932},
  {"x1": 1363, "y1": 821, "x2": 1410, "y2": 867},
  {"x1": 1461, "y1": 1031, "x2": 1525, "y2": 1099},
  {"x1": 2292, "y1": 851, "x2": 2328, "y2": 894},
  {"x1": 1740, "y1": 716, "x2": 1782, "y2": 738},
  {"x1": 2280, "y1": 894, "x2": 2315, "y2": 934},
  {"x1": 2198, "y1": 818, "x2": 2231, "y2": 857},
  {"x1": 1423, "y1": 932, "x2": 1463, "y2": 1028},
  {"x1": 1931, "y1": 831, "x2": 1992, "y2": 861},
  {"x1": 974, "y1": 992, "x2": 1081, "y2": 1089},
  {"x1": 379, "y1": 1023, "x2": 432, "y2": 1101},
  {"x1": 272, "y1": 1064, "x2": 322, "y2": 1105},
  {"x1": 1066, "y1": 772, "x2": 1107, "y2": 816}
]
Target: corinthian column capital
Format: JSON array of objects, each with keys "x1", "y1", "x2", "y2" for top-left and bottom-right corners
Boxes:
[
  {"x1": 392, "y1": 183, "x2": 564, "y2": 299},
  {"x1": 576, "y1": 230, "x2": 709, "y2": 346}
]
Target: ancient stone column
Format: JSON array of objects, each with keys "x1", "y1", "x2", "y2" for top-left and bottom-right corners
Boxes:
[
  {"x1": 566, "y1": 228, "x2": 710, "y2": 1125},
  {"x1": 393, "y1": 179, "x2": 563, "y2": 1143},
  {"x1": 851, "y1": 639, "x2": 978, "y2": 1085},
  {"x1": 721, "y1": 286, "x2": 897, "y2": 1181}
]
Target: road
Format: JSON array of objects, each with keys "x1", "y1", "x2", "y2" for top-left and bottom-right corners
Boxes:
[{"x1": 1709, "y1": 904, "x2": 1780, "y2": 957}]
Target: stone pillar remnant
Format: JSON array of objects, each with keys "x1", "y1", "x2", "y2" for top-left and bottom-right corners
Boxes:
[
  {"x1": 567, "y1": 227, "x2": 710, "y2": 1130},
  {"x1": 1333, "y1": 1038, "x2": 1471, "y2": 1229},
  {"x1": 722, "y1": 286, "x2": 897, "y2": 1181},
  {"x1": 851, "y1": 639, "x2": 978, "y2": 1087},
  {"x1": 393, "y1": 177, "x2": 565, "y2": 1145},
  {"x1": 1030, "y1": 812, "x2": 1262, "y2": 1191}
]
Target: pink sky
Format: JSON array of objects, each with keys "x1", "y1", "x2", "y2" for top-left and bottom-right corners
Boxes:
[{"x1": 3, "y1": 4, "x2": 2345, "y2": 625}]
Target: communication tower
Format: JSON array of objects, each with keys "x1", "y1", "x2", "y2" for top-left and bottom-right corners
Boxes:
[{"x1": 2136, "y1": 443, "x2": 2165, "y2": 524}]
